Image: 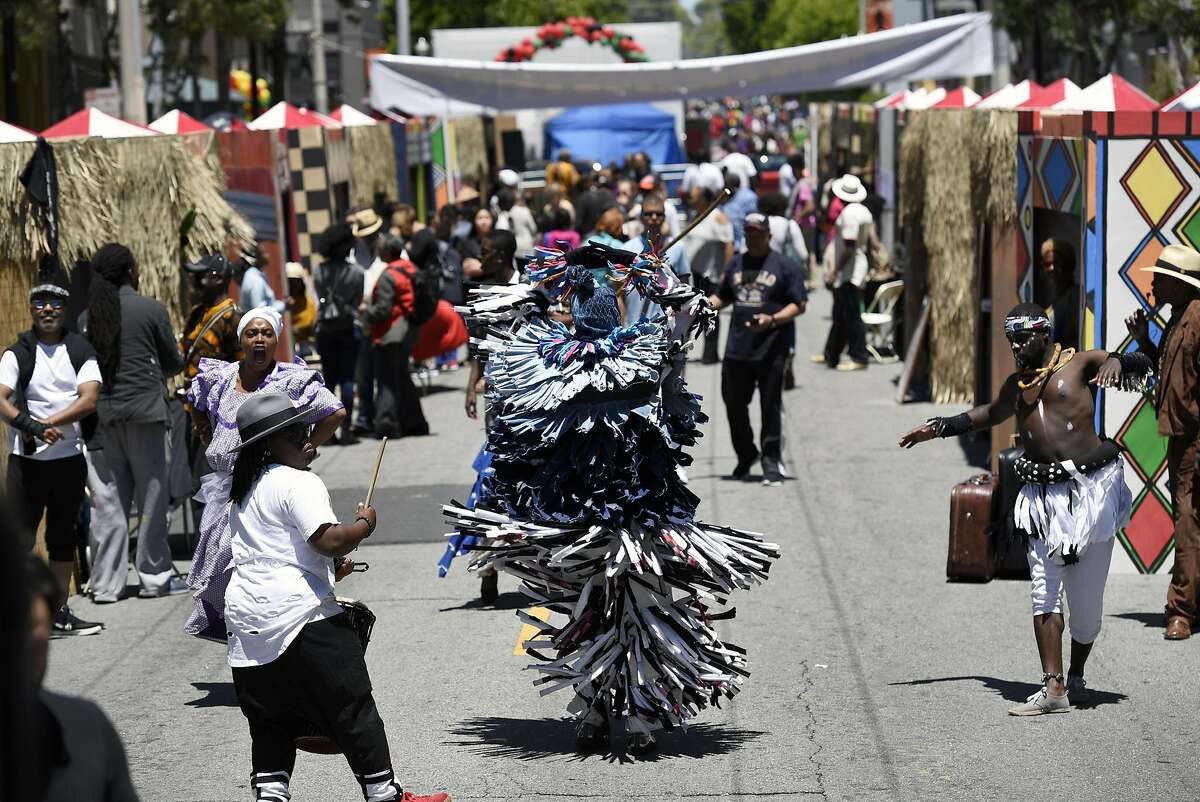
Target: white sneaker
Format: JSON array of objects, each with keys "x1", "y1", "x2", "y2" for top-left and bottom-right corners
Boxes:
[
  {"x1": 1008, "y1": 687, "x2": 1070, "y2": 716},
  {"x1": 1066, "y1": 675, "x2": 1090, "y2": 705}
]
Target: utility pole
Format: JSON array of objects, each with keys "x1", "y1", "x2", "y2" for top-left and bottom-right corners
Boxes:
[
  {"x1": 396, "y1": 0, "x2": 410, "y2": 55},
  {"x1": 118, "y1": 0, "x2": 147, "y2": 123},
  {"x1": 310, "y1": 0, "x2": 329, "y2": 112}
]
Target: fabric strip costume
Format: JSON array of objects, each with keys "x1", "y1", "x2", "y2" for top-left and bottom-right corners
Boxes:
[{"x1": 444, "y1": 242, "x2": 780, "y2": 735}]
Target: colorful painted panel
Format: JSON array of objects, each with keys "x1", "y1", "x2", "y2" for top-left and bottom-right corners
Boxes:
[
  {"x1": 1016, "y1": 134, "x2": 1034, "y2": 301},
  {"x1": 1090, "y1": 130, "x2": 1200, "y2": 573}
]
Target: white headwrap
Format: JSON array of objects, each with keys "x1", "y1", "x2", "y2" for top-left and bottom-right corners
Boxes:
[{"x1": 237, "y1": 307, "x2": 282, "y2": 338}]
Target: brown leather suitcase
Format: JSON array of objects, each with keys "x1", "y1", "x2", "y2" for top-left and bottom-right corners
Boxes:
[{"x1": 948, "y1": 473, "x2": 997, "y2": 582}]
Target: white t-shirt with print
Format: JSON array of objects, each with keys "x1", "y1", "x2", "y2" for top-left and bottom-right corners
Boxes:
[
  {"x1": 834, "y1": 202, "x2": 874, "y2": 288},
  {"x1": 0, "y1": 344, "x2": 101, "y2": 461},
  {"x1": 225, "y1": 465, "x2": 343, "y2": 667}
]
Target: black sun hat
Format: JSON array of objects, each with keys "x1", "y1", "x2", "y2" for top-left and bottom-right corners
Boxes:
[{"x1": 231, "y1": 390, "x2": 313, "y2": 452}]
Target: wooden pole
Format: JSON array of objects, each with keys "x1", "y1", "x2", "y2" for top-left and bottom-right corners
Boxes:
[
  {"x1": 364, "y1": 437, "x2": 388, "y2": 507},
  {"x1": 664, "y1": 187, "x2": 732, "y2": 252}
]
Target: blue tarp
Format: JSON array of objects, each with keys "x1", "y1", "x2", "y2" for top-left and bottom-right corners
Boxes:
[{"x1": 543, "y1": 103, "x2": 684, "y2": 166}]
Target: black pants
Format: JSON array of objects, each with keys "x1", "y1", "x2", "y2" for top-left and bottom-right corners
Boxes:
[
  {"x1": 356, "y1": 339, "x2": 377, "y2": 428},
  {"x1": 7, "y1": 454, "x2": 87, "y2": 562},
  {"x1": 316, "y1": 329, "x2": 360, "y2": 430},
  {"x1": 374, "y1": 338, "x2": 428, "y2": 437},
  {"x1": 231, "y1": 615, "x2": 396, "y2": 798},
  {"x1": 721, "y1": 354, "x2": 786, "y2": 477},
  {"x1": 823, "y1": 282, "x2": 870, "y2": 366}
]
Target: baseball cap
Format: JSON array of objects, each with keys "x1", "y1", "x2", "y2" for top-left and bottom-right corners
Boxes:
[
  {"x1": 744, "y1": 212, "x2": 769, "y2": 231},
  {"x1": 184, "y1": 253, "x2": 233, "y2": 276}
]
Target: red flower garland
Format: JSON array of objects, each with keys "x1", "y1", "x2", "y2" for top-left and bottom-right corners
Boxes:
[{"x1": 495, "y1": 17, "x2": 648, "y2": 63}]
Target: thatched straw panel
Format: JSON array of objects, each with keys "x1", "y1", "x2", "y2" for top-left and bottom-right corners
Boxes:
[
  {"x1": 0, "y1": 135, "x2": 251, "y2": 334},
  {"x1": 453, "y1": 117, "x2": 488, "y2": 189},
  {"x1": 900, "y1": 109, "x2": 1017, "y2": 403},
  {"x1": 348, "y1": 124, "x2": 398, "y2": 208}
]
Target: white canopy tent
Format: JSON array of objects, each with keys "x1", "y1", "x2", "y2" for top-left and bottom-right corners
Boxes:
[{"x1": 370, "y1": 12, "x2": 993, "y2": 113}]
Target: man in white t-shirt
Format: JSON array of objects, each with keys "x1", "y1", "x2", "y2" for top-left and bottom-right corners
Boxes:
[
  {"x1": 812, "y1": 174, "x2": 874, "y2": 371},
  {"x1": 0, "y1": 280, "x2": 104, "y2": 636}
]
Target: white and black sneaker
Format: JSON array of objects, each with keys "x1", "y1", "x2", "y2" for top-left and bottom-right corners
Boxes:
[{"x1": 52, "y1": 605, "x2": 103, "y2": 637}]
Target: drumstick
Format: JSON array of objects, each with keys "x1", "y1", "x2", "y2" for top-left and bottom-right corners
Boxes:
[
  {"x1": 663, "y1": 187, "x2": 732, "y2": 252},
  {"x1": 363, "y1": 437, "x2": 388, "y2": 508}
]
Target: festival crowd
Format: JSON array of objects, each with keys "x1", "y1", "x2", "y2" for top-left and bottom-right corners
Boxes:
[{"x1": 6, "y1": 136, "x2": 896, "y2": 800}]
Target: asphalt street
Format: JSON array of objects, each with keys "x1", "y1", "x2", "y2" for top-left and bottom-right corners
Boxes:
[{"x1": 44, "y1": 288, "x2": 1200, "y2": 802}]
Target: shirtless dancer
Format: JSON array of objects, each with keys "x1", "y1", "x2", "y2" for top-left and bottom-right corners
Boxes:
[{"x1": 900, "y1": 303, "x2": 1152, "y2": 715}]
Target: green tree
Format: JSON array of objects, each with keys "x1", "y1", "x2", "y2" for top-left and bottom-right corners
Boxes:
[
  {"x1": 761, "y1": 0, "x2": 857, "y2": 50},
  {"x1": 718, "y1": 0, "x2": 772, "y2": 54},
  {"x1": 684, "y1": 0, "x2": 730, "y2": 58},
  {"x1": 992, "y1": 0, "x2": 1195, "y2": 88}
]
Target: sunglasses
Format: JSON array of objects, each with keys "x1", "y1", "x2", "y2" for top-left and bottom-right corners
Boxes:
[
  {"x1": 642, "y1": 211, "x2": 665, "y2": 219},
  {"x1": 32, "y1": 298, "x2": 66, "y2": 311}
]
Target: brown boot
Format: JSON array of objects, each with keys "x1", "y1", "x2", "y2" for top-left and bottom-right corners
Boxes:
[{"x1": 1165, "y1": 617, "x2": 1192, "y2": 640}]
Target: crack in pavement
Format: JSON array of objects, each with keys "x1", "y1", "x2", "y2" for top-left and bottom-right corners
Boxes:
[
  {"x1": 796, "y1": 660, "x2": 828, "y2": 800},
  {"x1": 784, "y1": 411, "x2": 903, "y2": 799}
]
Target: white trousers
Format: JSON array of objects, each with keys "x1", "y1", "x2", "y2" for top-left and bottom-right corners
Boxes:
[{"x1": 1027, "y1": 536, "x2": 1115, "y2": 644}]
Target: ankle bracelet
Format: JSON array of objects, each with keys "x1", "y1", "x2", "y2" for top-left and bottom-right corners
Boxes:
[{"x1": 1041, "y1": 672, "x2": 1064, "y2": 685}]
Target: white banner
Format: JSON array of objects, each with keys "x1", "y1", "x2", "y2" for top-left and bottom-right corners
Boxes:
[{"x1": 370, "y1": 13, "x2": 993, "y2": 114}]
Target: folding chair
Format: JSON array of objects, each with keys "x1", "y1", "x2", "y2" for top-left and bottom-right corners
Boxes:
[{"x1": 862, "y1": 279, "x2": 904, "y2": 363}]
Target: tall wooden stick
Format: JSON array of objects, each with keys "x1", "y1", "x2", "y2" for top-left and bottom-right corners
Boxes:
[
  {"x1": 364, "y1": 437, "x2": 388, "y2": 508},
  {"x1": 663, "y1": 187, "x2": 732, "y2": 252}
]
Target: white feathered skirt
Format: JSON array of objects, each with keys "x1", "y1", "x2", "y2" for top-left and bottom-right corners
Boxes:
[{"x1": 1013, "y1": 456, "x2": 1132, "y2": 561}]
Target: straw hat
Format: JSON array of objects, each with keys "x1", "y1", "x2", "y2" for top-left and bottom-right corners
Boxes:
[
  {"x1": 455, "y1": 186, "x2": 481, "y2": 203},
  {"x1": 231, "y1": 390, "x2": 312, "y2": 452},
  {"x1": 831, "y1": 173, "x2": 867, "y2": 203},
  {"x1": 1142, "y1": 244, "x2": 1200, "y2": 291},
  {"x1": 351, "y1": 208, "x2": 383, "y2": 238},
  {"x1": 285, "y1": 261, "x2": 306, "y2": 280}
]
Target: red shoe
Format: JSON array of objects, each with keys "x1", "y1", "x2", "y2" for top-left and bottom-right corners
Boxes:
[{"x1": 401, "y1": 792, "x2": 450, "y2": 802}]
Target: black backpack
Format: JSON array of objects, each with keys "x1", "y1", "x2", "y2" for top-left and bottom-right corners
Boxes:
[
  {"x1": 384, "y1": 261, "x2": 439, "y2": 328},
  {"x1": 408, "y1": 263, "x2": 440, "y2": 327},
  {"x1": 7, "y1": 330, "x2": 99, "y2": 447}
]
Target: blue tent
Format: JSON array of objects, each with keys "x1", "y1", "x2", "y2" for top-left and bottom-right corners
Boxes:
[{"x1": 543, "y1": 103, "x2": 685, "y2": 167}]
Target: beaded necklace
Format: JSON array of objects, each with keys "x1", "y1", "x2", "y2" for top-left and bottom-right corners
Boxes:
[{"x1": 1017, "y1": 344, "x2": 1076, "y2": 391}]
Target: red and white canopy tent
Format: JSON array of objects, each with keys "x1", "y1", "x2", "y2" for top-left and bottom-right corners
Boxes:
[
  {"x1": 973, "y1": 79, "x2": 1042, "y2": 108},
  {"x1": 1160, "y1": 82, "x2": 1200, "y2": 111},
  {"x1": 148, "y1": 109, "x2": 211, "y2": 135},
  {"x1": 41, "y1": 108, "x2": 160, "y2": 140},
  {"x1": 1051, "y1": 74, "x2": 1157, "y2": 111},
  {"x1": 931, "y1": 86, "x2": 980, "y2": 108},
  {"x1": 329, "y1": 105, "x2": 377, "y2": 127},
  {"x1": 0, "y1": 119, "x2": 36, "y2": 143},
  {"x1": 247, "y1": 102, "x2": 340, "y2": 131},
  {"x1": 1020, "y1": 78, "x2": 1082, "y2": 109}
]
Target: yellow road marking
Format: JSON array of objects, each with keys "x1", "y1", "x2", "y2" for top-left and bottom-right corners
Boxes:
[{"x1": 514, "y1": 606, "x2": 551, "y2": 655}]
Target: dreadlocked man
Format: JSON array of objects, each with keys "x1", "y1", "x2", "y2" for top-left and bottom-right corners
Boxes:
[
  {"x1": 84, "y1": 243, "x2": 187, "y2": 603},
  {"x1": 900, "y1": 302, "x2": 1152, "y2": 716}
]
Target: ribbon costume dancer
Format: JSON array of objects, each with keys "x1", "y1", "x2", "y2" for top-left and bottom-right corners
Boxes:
[{"x1": 445, "y1": 242, "x2": 780, "y2": 754}]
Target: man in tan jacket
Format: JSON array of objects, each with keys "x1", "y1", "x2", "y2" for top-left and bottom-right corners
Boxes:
[{"x1": 1126, "y1": 244, "x2": 1200, "y2": 639}]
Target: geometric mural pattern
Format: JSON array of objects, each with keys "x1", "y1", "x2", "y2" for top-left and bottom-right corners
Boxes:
[
  {"x1": 1016, "y1": 135, "x2": 1034, "y2": 302},
  {"x1": 286, "y1": 126, "x2": 334, "y2": 271},
  {"x1": 1089, "y1": 131, "x2": 1200, "y2": 573}
]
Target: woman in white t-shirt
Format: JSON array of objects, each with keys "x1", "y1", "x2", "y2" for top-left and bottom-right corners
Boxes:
[{"x1": 224, "y1": 390, "x2": 448, "y2": 802}]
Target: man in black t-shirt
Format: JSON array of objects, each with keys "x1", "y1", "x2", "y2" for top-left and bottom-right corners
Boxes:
[{"x1": 708, "y1": 213, "x2": 808, "y2": 486}]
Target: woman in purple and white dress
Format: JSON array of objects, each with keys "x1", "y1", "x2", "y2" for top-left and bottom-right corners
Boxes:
[{"x1": 184, "y1": 307, "x2": 345, "y2": 640}]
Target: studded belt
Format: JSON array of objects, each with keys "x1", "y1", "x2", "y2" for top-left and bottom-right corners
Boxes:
[{"x1": 1013, "y1": 439, "x2": 1123, "y2": 485}]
